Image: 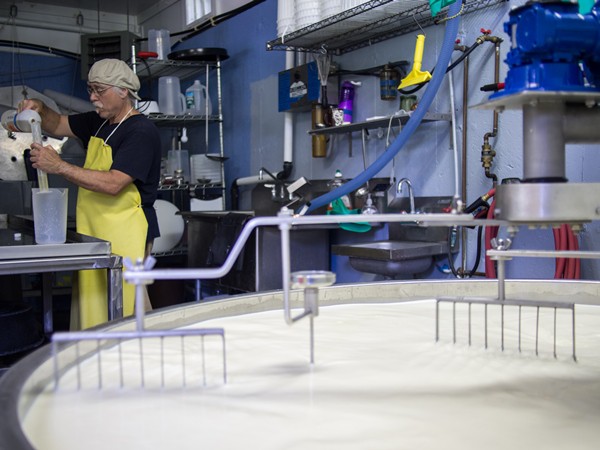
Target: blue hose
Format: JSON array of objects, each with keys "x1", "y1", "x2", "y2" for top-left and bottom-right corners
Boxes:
[{"x1": 305, "y1": 0, "x2": 463, "y2": 214}]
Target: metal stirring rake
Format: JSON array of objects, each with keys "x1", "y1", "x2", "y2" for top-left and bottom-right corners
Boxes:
[
  {"x1": 51, "y1": 257, "x2": 227, "y2": 390},
  {"x1": 436, "y1": 238, "x2": 581, "y2": 361},
  {"x1": 435, "y1": 296, "x2": 576, "y2": 360}
]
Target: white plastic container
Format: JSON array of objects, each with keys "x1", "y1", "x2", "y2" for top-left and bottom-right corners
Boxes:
[
  {"x1": 296, "y1": 0, "x2": 321, "y2": 29},
  {"x1": 31, "y1": 188, "x2": 68, "y2": 244},
  {"x1": 185, "y1": 80, "x2": 212, "y2": 116},
  {"x1": 277, "y1": 0, "x2": 296, "y2": 36},
  {"x1": 167, "y1": 149, "x2": 190, "y2": 181},
  {"x1": 322, "y1": 1, "x2": 343, "y2": 19},
  {"x1": 190, "y1": 154, "x2": 221, "y2": 184},
  {"x1": 1, "y1": 109, "x2": 41, "y2": 133},
  {"x1": 148, "y1": 29, "x2": 171, "y2": 60}
]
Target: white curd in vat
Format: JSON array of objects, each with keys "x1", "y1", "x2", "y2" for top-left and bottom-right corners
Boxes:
[{"x1": 22, "y1": 300, "x2": 600, "y2": 449}]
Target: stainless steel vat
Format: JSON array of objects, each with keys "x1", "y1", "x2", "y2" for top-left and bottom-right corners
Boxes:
[{"x1": 2, "y1": 279, "x2": 600, "y2": 450}]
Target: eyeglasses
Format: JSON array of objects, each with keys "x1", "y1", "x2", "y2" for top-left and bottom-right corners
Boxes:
[{"x1": 87, "y1": 85, "x2": 112, "y2": 96}]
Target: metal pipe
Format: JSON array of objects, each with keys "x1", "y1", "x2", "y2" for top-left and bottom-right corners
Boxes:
[
  {"x1": 451, "y1": 43, "x2": 469, "y2": 276},
  {"x1": 481, "y1": 38, "x2": 502, "y2": 187},
  {"x1": 216, "y1": 57, "x2": 225, "y2": 209},
  {"x1": 461, "y1": 52, "x2": 469, "y2": 275},
  {"x1": 396, "y1": 178, "x2": 415, "y2": 213},
  {"x1": 280, "y1": 215, "x2": 293, "y2": 325},
  {"x1": 123, "y1": 212, "x2": 488, "y2": 284}
]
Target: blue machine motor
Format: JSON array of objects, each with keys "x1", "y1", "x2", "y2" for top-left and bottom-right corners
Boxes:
[{"x1": 492, "y1": 0, "x2": 600, "y2": 98}]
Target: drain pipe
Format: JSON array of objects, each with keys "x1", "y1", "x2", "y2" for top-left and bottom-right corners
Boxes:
[
  {"x1": 282, "y1": 50, "x2": 295, "y2": 177},
  {"x1": 303, "y1": 0, "x2": 463, "y2": 214},
  {"x1": 231, "y1": 52, "x2": 295, "y2": 210}
]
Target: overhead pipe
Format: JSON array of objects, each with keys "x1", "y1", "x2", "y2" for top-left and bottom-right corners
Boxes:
[{"x1": 302, "y1": 0, "x2": 463, "y2": 214}]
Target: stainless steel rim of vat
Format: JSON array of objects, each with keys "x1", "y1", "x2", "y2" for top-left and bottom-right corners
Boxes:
[{"x1": 2, "y1": 278, "x2": 600, "y2": 450}]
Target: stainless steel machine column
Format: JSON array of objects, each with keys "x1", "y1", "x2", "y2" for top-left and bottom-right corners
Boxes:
[{"x1": 523, "y1": 101, "x2": 566, "y2": 181}]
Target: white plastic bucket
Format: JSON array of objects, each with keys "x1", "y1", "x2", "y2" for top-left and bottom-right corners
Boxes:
[
  {"x1": 295, "y1": 0, "x2": 321, "y2": 30},
  {"x1": 31, "y1": 188, "x2": 68, "y2": 244}
]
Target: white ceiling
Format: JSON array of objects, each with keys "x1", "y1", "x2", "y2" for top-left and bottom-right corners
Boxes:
[{"x1": 25, "y1": 0, "x2": 162, "y2": 16}]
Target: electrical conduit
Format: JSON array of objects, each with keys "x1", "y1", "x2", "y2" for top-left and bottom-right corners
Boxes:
[{"x1": 304, "y1": 0, "x2": 463, "y2": 214}]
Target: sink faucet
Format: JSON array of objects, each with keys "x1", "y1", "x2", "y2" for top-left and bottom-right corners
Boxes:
[{"x1": 396, "y1": 178, "x2": 415, "y2": 214}]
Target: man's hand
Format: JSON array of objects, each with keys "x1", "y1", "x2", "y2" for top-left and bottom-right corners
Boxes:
[
  {"x1": 18, "y1": 98, "x2": 44, "y2": 114},
  {"x1": 29, "y1": 142, "x2": 65, "y2": 175}
]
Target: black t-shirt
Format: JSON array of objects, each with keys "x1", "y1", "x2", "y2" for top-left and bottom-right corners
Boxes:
[{"x1": 68, "y1": 111, "x2": 162, "y2": 241}]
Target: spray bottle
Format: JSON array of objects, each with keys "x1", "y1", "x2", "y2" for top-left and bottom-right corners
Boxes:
[
  {"x1": 338, "y1": 81, "x2": 362, "y2": 124},
  {"x1": 326, "y1": 169, "x2": 352, "y2": 210}
]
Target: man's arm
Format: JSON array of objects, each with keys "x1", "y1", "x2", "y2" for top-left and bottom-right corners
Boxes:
[{"x1": 29, "y1": 142, "x2": 134, "y2": 196}]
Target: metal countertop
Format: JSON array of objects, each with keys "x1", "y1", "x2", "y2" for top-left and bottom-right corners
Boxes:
[{"x1": 0, "y1": 215, "x2": 111, "y2": 260}]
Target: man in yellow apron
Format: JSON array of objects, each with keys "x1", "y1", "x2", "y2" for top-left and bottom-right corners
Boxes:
[{"x1": 23, "y1": 59, "x2": 161, "y2": 329}]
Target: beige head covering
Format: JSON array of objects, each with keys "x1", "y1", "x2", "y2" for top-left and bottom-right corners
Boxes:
[{"x1": 88, "y1": 59, "x2": 141, "y2": 100}]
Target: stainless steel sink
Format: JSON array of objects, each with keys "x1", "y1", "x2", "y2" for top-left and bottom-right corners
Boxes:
[
  {"x1": 386, "y1": 196, "x2": 454, "y2": 214},
  {"x1": 332, "y1": 240, "x2": 449, "y2": 261}
]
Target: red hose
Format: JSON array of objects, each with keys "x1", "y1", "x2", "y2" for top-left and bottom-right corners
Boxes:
[
  {"x1": 564, "y1": 225, "x2": 575, "y2": 279},
  {"x1": 566, "y1": 225, "x2": 580, "y2": 279},
  {"x1": 553, "y1": 227, "x2": 565, "y2": 278},
  {"x1": 484, "y1": 197, "x2": 498, "y2": 278},
  {"x1": 554, "y1": 224, "x2": 580, "y2": 279},
  {"x1": 480, "y1": 188, "x2": 581, "y2": 280},
  {"x1": 572, "y1": 228, "x2": 581, "y2": 279}
]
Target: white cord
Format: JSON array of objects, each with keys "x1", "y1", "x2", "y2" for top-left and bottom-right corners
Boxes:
[
  {"x1": 448, "y1": 65, "x2": 461, "y2": 207},
  {"x1": 387, "y1": 116, "x2": 401, "y2": 185}
]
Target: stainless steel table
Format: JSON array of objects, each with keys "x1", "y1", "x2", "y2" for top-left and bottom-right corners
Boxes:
[{"x1": 0, "y1": 216, "x2": 123, "y2": 333}]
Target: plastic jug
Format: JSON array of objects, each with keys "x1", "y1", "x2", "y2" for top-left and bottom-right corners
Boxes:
[
  {"x1": 158, "y1": 76, "x2": 185, "y2": 115},
  {"x1": 185, "y1": 80, "x2": 212, "y2": 115},
  {"x1": 31, "y1": 188, "x2": 68, "y2": 244}
]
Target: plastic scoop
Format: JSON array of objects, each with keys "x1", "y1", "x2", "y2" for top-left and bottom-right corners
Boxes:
[
  {"x1": 398, "y1": 34, "x2": 432, "y2": 90},
  {"x1": 1, "y1": 109, "x2": 48, "y2": 190}
]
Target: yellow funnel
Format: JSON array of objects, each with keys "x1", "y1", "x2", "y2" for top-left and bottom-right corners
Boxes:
[{"x1": 398, "y1": 34, "x2": 432, "y2": 90}]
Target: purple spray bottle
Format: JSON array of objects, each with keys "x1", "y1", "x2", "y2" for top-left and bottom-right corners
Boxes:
[{"x1": 338, "y1": 80, "x2": 361, "y2": 124}]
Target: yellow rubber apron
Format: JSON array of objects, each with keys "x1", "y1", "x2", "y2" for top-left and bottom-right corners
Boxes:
[{"x1": 75, "y1": 114, "x2": 147, "y2": 329}]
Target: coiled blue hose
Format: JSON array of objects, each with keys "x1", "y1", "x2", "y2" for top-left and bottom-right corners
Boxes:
[{"x1": 304, "y1": 0, "x2": 463, "y2": 214}]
